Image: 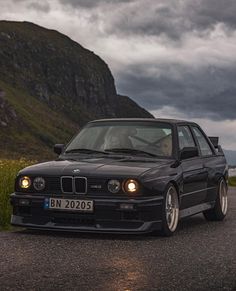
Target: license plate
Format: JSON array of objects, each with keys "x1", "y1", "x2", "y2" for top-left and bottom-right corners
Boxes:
[{"x1": 44, "y1": 198, "x2": 94, "y2": 212}]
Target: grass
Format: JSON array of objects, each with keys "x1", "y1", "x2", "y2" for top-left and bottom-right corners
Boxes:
[
  {"x1": 229, "y1": 176, "x2": 236, "y2": 187},
  {"x1": 0, "y1": 79, "x2": 78, "y2": 159},
  {"x1": 0, "y1": 159, "x2": 35, "y2": 230}
]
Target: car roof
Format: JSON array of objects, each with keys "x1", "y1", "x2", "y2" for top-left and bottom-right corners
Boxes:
[{"x1": 89, "y1": 118, "x2": 198, "y2": 126}]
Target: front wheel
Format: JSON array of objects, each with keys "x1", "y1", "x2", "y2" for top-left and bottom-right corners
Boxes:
[
  {"x1": 203, "y1": 178, "x2": 228, "y2": 221},
  {"x1": 159, "y1": 184, "x2": 179, "y2": 236}
]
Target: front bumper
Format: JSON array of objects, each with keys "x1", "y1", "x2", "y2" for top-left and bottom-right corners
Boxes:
[{"x1": 10, "y1": 193, "x2": 164, "y2": 234}]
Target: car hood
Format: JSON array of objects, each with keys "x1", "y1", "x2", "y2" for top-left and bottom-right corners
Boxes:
[{"x1": 19, "y1": 156, "x2": 174, "y2": 178}]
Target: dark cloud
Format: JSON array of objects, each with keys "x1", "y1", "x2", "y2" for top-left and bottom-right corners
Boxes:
[
  {"x1": 116, "y1": 64, "x2": 236, "y2": 120},
  {"x1": 11, "y1": 0, "x2": 50, "y2": 13},
  {"x1": 104, "y1": 0, "x2": 236, "y2": 40},
  {"x1": 8, "y1": 0, "x2": 236, "y2": 40},
  {"x1": 27, "y1": 2, "x2": 50, "y2": 13},
  {"x1": 57, "y1": 0, "x2": 133, "y2": 9},
  {"x1": 189, "y1": 0, "x2": 236, "y2": 30}
]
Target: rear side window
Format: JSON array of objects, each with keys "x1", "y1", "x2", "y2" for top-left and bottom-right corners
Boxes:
[
  {"x1": 177, "y1": 126, "x2": 196, "y2": 150},
  {"x1": 192, "y1": 127, "x2": 214, "y2": 156}
]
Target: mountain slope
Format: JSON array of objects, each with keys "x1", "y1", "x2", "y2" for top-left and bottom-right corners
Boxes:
[{"x1": 0, "y1": 21, "x2": 153, "y2": 158}]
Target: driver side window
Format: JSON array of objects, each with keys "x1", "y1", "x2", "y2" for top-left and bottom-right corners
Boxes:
[
  {"x1": 192, "y1": 127, "x2": 214, "y2": 157},
  {"x1": 177, "y1": 126, "x2": 196, "y2": 150}
]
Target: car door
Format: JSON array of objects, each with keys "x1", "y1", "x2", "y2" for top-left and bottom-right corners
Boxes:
[
  {"x1": 178, "y1": 125, "x2": 208, "y2": 209},
  {"x1": 191, "y1": 126, "x2": 217, "y2": 203}
]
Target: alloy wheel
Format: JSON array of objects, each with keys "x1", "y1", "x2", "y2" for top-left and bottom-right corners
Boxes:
[
  {"x1": 165, "y1": 186, "x2": 179, "y2": 232},
  {"x1": 219, "y1": 179, "x2": 228, "y2": 215}
]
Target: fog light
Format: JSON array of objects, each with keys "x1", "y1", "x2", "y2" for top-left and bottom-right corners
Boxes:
[
  {"x1": 19, "y1": 199, "x2": 30, "y2": 206},
  {"x1": 119, "y1": 203, "x2": 134, "y2": 210},
  {"x1": 19, "y1": 176, "x2": 31, "y2": 189}
]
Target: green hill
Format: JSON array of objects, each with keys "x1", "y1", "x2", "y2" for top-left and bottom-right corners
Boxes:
[{"x1": 0, "y1": 21, "x2": 152, "y2": 159}]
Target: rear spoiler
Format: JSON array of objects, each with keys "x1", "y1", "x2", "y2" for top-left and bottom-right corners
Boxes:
[{"x1": 208, "y1": 136, "x2": 223, "y2": 153}]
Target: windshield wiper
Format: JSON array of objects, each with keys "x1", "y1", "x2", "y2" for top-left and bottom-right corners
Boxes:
[
  {"x1": 65, "y1": 148, "x2": 109, "y2": 154},
  {"x1": 104, "y1": 148, "x2": 158, "y2": 157}
]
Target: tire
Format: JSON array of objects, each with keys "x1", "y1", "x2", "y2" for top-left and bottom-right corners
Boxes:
[
  {"x1": 203, "y1": 178, "x2": 228, "y2": 221},
  {"x1": 158, "y1": 184, "x2": 180, "y2": 236}
]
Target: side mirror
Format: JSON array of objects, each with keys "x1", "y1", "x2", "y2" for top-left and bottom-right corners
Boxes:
[
  {"x1": 180, "y1": 147, "x2": 198, "y2": 160},
  {"x1": 54, "y1": 144, "x2": 64, "y2": 155}
]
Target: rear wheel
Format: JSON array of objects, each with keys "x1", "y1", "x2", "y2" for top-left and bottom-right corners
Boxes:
[
  {"x1": 203, "y1": 178, "x2": 228, "y2": 221},
  {"x1": 159, "y1": 184, "x2": 179, "y2": 236}
]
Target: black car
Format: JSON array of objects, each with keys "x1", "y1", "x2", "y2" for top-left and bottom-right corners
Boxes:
[{"x1": 10, "y1": 118, "x2": 228, "y2": 236}]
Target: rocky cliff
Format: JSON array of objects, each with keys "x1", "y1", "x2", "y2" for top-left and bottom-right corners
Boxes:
[{"x1": 0, "y1": 21, "x2": 152, "y2": 158}]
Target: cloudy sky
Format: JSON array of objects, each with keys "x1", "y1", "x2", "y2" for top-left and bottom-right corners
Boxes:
[{"x1": 1, "y1": 0, "x2": 236, "y2": 149}]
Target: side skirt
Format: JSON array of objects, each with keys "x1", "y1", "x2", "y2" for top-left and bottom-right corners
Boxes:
[{"x1": 180, "y1": 201, "x2": 215, "y2": 219}]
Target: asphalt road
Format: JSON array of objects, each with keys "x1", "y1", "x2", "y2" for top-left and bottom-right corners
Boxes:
[{"x1": 0, "y1": 188, "x2": 235, "y2": 291}]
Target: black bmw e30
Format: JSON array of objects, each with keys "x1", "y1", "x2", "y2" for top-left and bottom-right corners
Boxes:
[{"x1": 10, "y1": 118, "x2": 228, "y2": 236}]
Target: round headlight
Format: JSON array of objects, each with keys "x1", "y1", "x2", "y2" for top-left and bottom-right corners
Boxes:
[
  {"x1": 124, "y1": 179, "x2": 139, "y2": 193},
  {"x1": 19, "y1": 176, "x2": 31, "y2": 189},
  {"x1": 108, "y1": 179, "x2": 121, "y2": 193},
  {"x1": 33, "y1": 177, "x2": 46, "y2": 191}
]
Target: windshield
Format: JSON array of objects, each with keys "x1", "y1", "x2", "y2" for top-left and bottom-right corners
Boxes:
[{"x1": 65, "y1": 121, "x2": 173, "y2": 158}]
